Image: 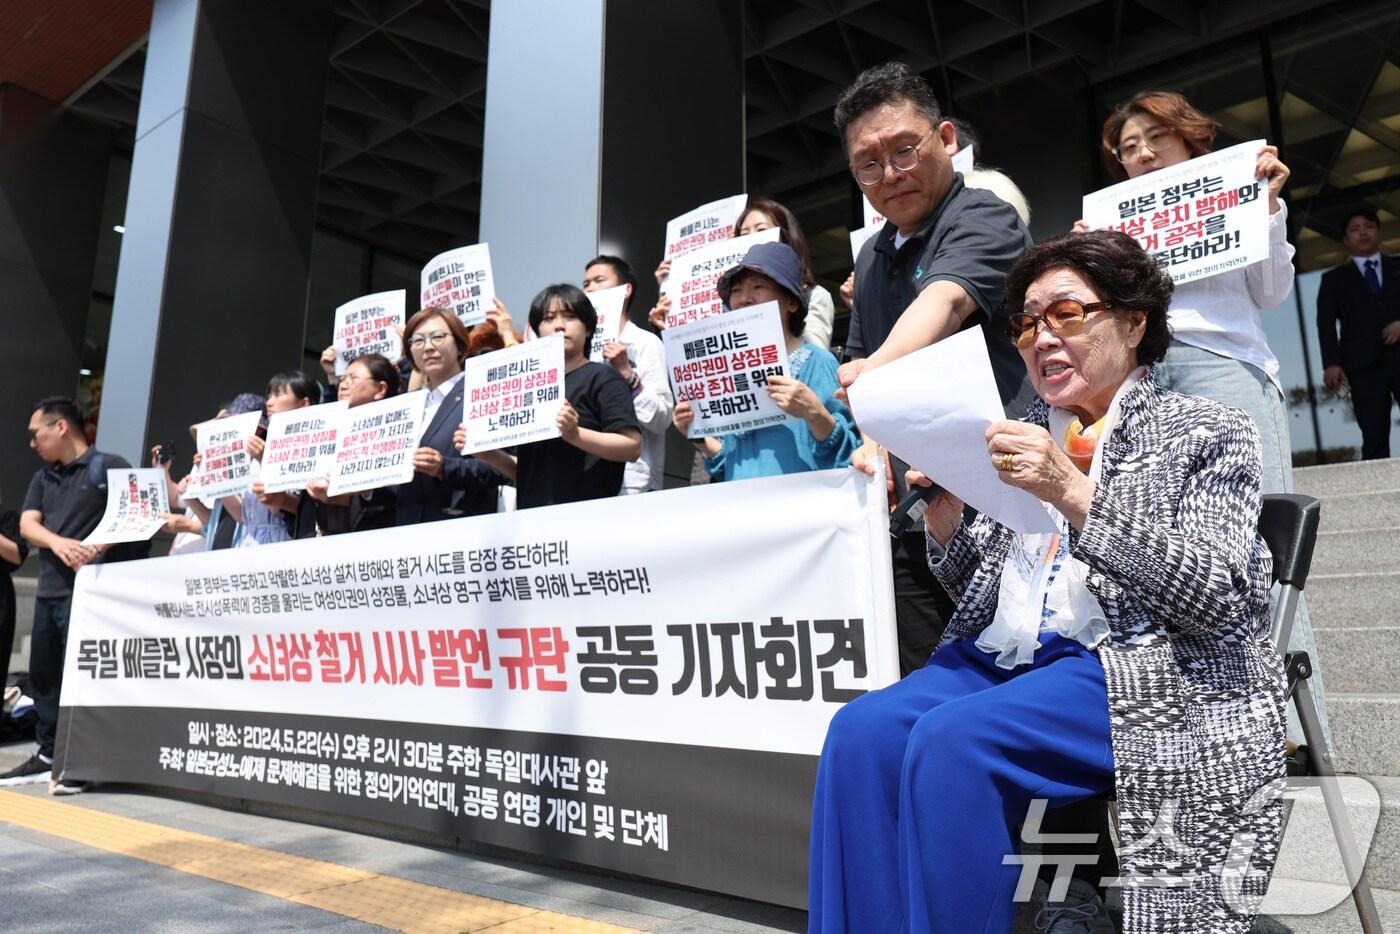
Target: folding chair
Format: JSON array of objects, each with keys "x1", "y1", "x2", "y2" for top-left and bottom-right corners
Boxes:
[{"x1": 1259, "y1": 493, "x2": 1383, "y2": 934}]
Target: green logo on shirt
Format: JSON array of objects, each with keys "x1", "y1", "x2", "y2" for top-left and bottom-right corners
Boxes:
[{"x1": 914, "y1": 265, "x2": 924, "y2": 279}]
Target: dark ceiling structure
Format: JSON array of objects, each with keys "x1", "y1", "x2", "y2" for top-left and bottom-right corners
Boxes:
[{"x1": 39, "y1": 0, "x2": 1400, "y2": 270}]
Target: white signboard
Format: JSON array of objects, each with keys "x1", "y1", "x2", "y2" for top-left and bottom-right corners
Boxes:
[
  {"x1": 664, "y1": 301, "x2": 791, "y2": 439},
  {"x1": 260, "y1": 401, "x2": 348, "y2": 494},
  {"x1": 187, "y1": 411, "x2": 262, "y2": 500},
  {"x1": 662, "y1": 227, "x2": 782, "y2": 329},
  {"x1": 421, "y1": 244, "x2": 494, "y2": 326},
  {"x1": 663, "y1": 193, "x2": 749, "y2": 261},
  {"x1": 586, "y1": 284, "x2": 630, "y2": 361},
  {"x1": 461, "y1": 333, "x2": 566, "y2": 454},
  {"x1": 952, "y1": 142, "x2": 975, "y2": 175},
  {"x1": 847, "y1": 326, "x2": 1056, "y2": 534},
  {"x1": 83, "y1": 468, "x2": 169, "y2": 546},
  {"x1": 1081, "y1": 139, "x2": 1269, "y2": 285},
  {"x1": 332, "y1": 290, "x2": 405, "y2": 376},
  {"x1": 327, "y1": 390, "x2": 427, "y2": 496}
]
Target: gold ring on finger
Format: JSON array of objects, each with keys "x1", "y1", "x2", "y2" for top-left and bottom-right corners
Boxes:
[{"x1": 999, "y1": 452, "x2": 1015, "y2": 472}]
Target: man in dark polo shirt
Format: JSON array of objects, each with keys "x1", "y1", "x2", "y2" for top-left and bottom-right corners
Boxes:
[
  {"x1": 835, "y1": 62, "x2": 1033, "y2": 674},
  {"x1": 0, "y1": 397, "x2": 129, "y2": 793}
]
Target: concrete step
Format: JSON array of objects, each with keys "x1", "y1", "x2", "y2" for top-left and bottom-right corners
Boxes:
[
  {"x1": 1295, "y1": 458, "x2": 1400, "y2": 498},
  {"x1": 1314, "y1": 627, "x2": 1400, "y2": 693},
  {"x1": 1329, "y1": 694, "x2": 1400, "y2": 777},
  {"x1": 1317, "y1": 489, "x2": 1400, "y2": 533},
  {"x1": 9, "y1": 576, "x2": 34, "y2": 678},
  {"x1": 1274, "y1": 775, "x2": 1399, "y2": 891},
  {"x1": 1310, "y1": 528, "x2": 1400, "y2": 577},
  {"x1": 1308, "y1": 572, "x2": 1400, "y2": 629},
  {"x1": 1260, "y1": 878, "x2": 1400, "y2": 933}
]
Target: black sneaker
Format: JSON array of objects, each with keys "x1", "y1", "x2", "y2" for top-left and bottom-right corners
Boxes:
[{"x1": 0, "y1": 753, "x2": 53, "y2": 785}]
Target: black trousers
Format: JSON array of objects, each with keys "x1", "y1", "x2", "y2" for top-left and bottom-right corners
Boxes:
[
  {"x1": 1348, "y1": 354, "x2": 1400, "y2": 460},
  {"x1": 892, "y1": 530, "x2": 956, "y2": 677},
  {"x1": 30, "y1": 594, "x2": 72, "y2": 758}
]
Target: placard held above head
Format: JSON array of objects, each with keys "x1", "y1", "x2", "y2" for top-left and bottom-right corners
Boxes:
[
  {"x1": 586, "y1": 284, "x2": 630, "y2": 361},
  {"x1": 662, "y1": 227, "x2": 782, "y2": 329},
  {"x1": 663, "y1": 193, "x2": 749, "y2": 261},
  {"x1": 664, "y1": 300, "x2": 791, "y2": 440},
  {"x1": 462, "y1": 333, "x2": 566, "y2": 454},
  {"x1": 421, "y1": 244, "x2": 494, "y2": 327},
  {"x1": 1081, "y1": 139, "x2": 1269, "y2": 285},
  {"x1": 332, "y1": 291, "x2": 406, "y2": 376}
]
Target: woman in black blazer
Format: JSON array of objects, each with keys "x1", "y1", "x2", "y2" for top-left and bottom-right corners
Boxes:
[{"x1": 395, "y1": 307, "x2": 502, "y2": 524}]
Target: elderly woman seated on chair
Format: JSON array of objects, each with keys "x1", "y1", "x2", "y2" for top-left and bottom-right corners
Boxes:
[{"x1": 809, "y1": 230, "x2": 1287, "y2": 934}]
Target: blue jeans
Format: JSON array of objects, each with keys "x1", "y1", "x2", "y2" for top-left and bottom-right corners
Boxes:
[
  {"x1": 809, "y1": 634, "x2": 1114, "y2": 933},
  {"x1": 30, "y1": 594, "x2": 72, "y2": 758},
  {"x1": 1154, "y1": 340, "x2": 1328, "y2": 742}
]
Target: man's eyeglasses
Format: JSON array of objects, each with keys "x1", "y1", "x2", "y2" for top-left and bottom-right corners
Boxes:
[
  {"x1": 1112, "y1": 126, "x2": 1176, "y2": 164},
  {"x1": 408, "y1": 330, "x2": 453, "y2": 351},
  {"x1": 852, "y1": 135, "x2": 930, "y2": 187},
  {"x1": 1005, "y1": 299, "x2": 1112, "y2": 349}
]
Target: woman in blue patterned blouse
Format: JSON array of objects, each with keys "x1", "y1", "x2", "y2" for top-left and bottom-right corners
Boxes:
[{"x1": 671, "y1": 242, "x2": 857, "y2": 481}]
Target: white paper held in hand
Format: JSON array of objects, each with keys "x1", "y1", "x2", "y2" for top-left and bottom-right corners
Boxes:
[{"x1": 846, "y1": 326, "x2": 1056, "y2": 534}]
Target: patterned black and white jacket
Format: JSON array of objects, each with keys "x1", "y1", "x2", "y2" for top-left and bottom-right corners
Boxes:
[{"x1": 929, "y1": 369, "x2": 1286, "y2": 934}]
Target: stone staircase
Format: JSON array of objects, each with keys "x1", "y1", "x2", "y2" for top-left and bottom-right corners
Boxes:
[{"x1": 1264, "y1": 458, "x2": 1400, "y2": 932}]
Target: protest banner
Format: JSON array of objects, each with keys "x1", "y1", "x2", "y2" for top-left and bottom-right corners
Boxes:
[
  {"x1": 585, "y1": 284, "x2": 629, "y2": 361},
  {"x1": 187, "y1": 411, "x2": 262, "y2": 500},
  {"x1": 461, "y1": 333, "x2": 565, "y2": 454},
  {"x1": 662, "y1": 227, "x2": 782, "y2": 329},
  {"x1": 662, "y1": 193, "x2": 748, "y2": 261},
  {"x1": 327, "y1": 390, "x2": 426, "y2": 497},
  {"x1": 664, "y1": 301, "x2": 791, "y2": 439},
  {"x1": 421, "y1": 244, "x2": 494, "y2": 326},
  {"x1": 1081, "y1": 139, "x2": 1269, "y2": 284},
  {"x1": 332, "y1": 291, "x2": 406, "y2": 376},
  {"x1": 60, "y1": 466, "x2": 898, "y2": 908},
  {"x1": 260, "y1": 401, "x2": 348, "y2": 495},
  {"x1": 83, "y1": 468, "x2": 170, "y2": 546}
]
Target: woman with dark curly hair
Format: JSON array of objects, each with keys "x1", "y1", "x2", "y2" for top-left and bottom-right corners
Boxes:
[{"x1": 809, "y1": 230, "x2": 1285, "y2": 934}]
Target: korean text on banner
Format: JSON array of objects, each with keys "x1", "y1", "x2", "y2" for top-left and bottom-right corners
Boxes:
[
  {"x1": 83, "y1": 468, "x2": 170, "y2": 546},
  {"x1": 662, "y1": 193, "x2": 749, "y2": 261},
  {"x1": 462, "y1": 333, "x2": 565, "y2": 454},
  {"x1": 327, "y1": 390, "x2": 426, "y2": 496},
  {"x1": 260, "y1": 401, "x2": 348, "y2": 495},
  {"x1": 662, "y1": 227, "x2": 782, "y2": 329},
  {"x1": 421, "y1": 244, "x2": 494, "y2": 326},
  {"x1": 848, "y1": 326, "x2": 1056, "y2": 533},
  {"x1": 59, "y1": 467, "x2": 898, "y2": 908},
  {"x1": 664, "y1": 301, "x2": 791, "y2": 439},
  {"x1": 586, "y1": 284, "x2": 629, "y2": 361},
  {"x1": 187, "y1": 411, "x2": 262, "y2": 500},
  {"x1": 1081, "y1": 139, "x2": 1268, "y2": 284},
  {"x1": 333, "y1": 291, "x2": 406, "y2": 376}
]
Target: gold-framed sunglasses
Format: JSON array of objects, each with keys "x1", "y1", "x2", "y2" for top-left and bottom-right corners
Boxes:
[{"x1": 1005, "y1": 299, "x2": 1112, "y2": 349}]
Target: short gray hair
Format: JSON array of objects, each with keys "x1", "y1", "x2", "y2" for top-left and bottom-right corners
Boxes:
[{"x1": 834, "y1": 62, "x2": 943, "y2": 150}]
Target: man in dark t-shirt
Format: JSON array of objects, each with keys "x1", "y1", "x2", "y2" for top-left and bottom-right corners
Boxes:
[
  {"x1": 0, "y1": 397, "x2": 130, "y2": 793},
  {"x1": 834, "y1": 62, "x2": 1033, "y2": 675},
  {"x1": 466, "y1": 284, "x2": 641, "y2": 509}
]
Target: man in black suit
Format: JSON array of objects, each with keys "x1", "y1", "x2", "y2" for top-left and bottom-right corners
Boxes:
[{"x1": 1318, "y1": 206, "x2": 1400, "y2": 459}]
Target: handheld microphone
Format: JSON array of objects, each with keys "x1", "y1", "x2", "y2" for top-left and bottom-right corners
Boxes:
[{"x1": 889, "y1": 483, "x2": 941, "y2": 539}]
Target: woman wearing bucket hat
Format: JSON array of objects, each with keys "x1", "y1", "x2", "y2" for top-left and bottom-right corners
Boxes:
[{"x1": 672, "y1": 241, "x2": 858, "y2": 481}]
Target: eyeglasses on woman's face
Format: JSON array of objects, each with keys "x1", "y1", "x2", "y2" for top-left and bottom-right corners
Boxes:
[
  {"x1": 1005, "y1": 299, "x2": 1112, "y2": 348},
  {"x1": 408, "y1": 330, "x2": 453, "y2": 352}
]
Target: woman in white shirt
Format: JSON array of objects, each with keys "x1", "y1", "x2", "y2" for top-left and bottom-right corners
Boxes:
[
  {"x1": 1095, "y1": 90, "x2": 1295, "y2": 490},
  {"x1": 1091, "y1": 89, "x2": 1327, "y2": 739}
]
